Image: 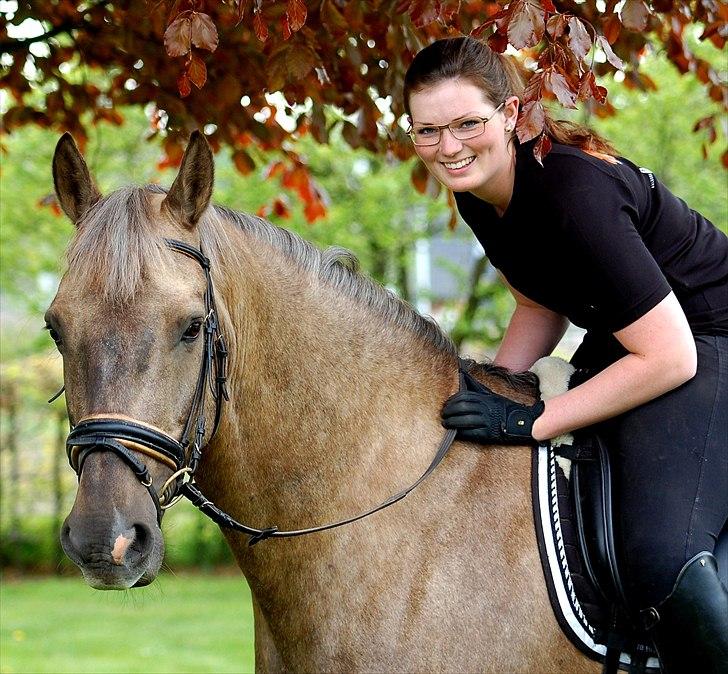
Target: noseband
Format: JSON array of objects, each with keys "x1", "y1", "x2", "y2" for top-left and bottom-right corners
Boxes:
[
  {"x1": 65, "y1": 239, "x2": 229, "y2": 524},
  {"x1": 64, "y1": 238, "x2": 465, "y2": 545}
]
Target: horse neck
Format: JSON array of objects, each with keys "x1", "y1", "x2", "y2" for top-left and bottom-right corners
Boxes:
[{"x1": 204, "y1": 230, "x2": 459, "y2": 530}]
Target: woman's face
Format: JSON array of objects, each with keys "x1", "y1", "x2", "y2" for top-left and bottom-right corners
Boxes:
[{"x1": 408, "y1": 78, "x2": 518, "y2": 200}]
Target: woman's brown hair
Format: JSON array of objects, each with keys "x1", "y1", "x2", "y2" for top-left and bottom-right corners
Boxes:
[{"x1": 403, "y1": 36, "x2": 617, "y2": 157}]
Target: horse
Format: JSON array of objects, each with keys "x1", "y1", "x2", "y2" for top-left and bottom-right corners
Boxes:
[{"x1": 49, "y1": 131, "x2": 596, "y2": 672}]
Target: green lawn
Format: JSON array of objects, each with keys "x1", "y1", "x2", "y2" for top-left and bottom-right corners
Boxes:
[{"x1": 0, "y1": 573, "x2": 255, "y2": 673}]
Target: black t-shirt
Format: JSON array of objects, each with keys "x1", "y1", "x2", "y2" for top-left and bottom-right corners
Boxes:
[{"x1": 454, "y1": 140, "x2": 728, "y2": 353}]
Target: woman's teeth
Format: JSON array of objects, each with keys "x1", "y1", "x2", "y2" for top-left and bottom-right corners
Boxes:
[{"x1": 443, "y1": 156, "x2": 475, "y2": 170}]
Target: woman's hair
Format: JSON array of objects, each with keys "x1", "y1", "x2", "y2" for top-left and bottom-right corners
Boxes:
[{"x1": 403, "y1": 36, "x2": 617, "y2": 157}]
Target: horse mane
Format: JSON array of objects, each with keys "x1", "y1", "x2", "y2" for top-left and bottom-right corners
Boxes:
[{"x1": 66, "y1": 184, "x2": 457, "y2": 359}]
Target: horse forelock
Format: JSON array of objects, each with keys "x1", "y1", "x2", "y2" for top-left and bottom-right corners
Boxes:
[{"x1": 65, "y1": 185, "x2": 175, "y2": 304}]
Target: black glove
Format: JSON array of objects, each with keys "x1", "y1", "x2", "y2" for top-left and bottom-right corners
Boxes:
[{"x1": 441, "y1": 372, "x2": 545, "y2": 445}]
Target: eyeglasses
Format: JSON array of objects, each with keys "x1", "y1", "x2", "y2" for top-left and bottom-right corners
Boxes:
[{"x1": 407, "y1": 102, "x2": 506, "y2": 147}]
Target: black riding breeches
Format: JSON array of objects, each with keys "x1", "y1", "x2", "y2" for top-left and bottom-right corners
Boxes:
[{"x1": 573, "y1": 333, "x2": 728, "y2": 608}]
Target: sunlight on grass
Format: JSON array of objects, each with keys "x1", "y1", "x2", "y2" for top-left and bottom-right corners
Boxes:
[{"x1": 0, "y1": 573, "x2": 255, "y2": 673}]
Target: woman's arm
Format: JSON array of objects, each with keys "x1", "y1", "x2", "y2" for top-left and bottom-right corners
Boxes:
[
  {"x1": 494, "y1": 281, "x2": 569, "y2": 372},
  {"x1": 531, "y1": 292, "x2": 697, "y2": 442}
]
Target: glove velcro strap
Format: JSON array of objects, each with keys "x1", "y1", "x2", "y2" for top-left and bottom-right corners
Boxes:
[{"x1": 504, "y1": 400, "x2": 545, "y2": 437}]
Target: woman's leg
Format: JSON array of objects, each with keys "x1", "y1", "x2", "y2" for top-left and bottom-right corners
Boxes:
[{"x1": 607, "y1": 334, "x2": 728, "y2": 672}]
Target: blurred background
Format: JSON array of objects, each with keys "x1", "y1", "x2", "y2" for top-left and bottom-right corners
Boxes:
[{"x1": 1, "y1": 6, "x2": 726, "y2": 672}]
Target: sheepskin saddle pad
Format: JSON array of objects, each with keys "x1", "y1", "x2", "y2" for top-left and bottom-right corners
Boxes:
[{"x1": 529, "y1": 357, "x2": 660, "y2": 674}]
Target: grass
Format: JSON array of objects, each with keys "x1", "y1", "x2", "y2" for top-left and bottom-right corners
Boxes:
[{"x1": 0, "y1": 572, "x2": 255, "y2": 673}]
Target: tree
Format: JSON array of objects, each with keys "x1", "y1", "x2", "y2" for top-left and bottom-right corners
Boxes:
[{"x1": 2, "y1": 0, "x2": 726, "y2": 205}]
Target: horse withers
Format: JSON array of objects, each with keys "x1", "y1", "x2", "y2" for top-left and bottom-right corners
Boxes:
[{"x1": 48, "y1": 132, "x2": 595, "y2": 672}]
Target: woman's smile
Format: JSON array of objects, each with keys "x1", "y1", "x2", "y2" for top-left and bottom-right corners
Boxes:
[{"x1": 441, "y1": 156, "x2": 476, "y2": 172}]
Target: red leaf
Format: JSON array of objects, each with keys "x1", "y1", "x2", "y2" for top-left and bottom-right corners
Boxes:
[
  {"x1": 177, "y1": 71, "x2": 192, "y2": 97},
  {"x1": 596, "y1": 35, "x2": 624, "y2": 69},
  {"x1": 546, "y1": 68, "x2": 577, "y2": 108},
  {"x1": 253, "y1": 10, "x2": 269, "y2": 42},
  {"x1": 533, "y1": 132, "x2": 552, "y2": 166},
  {"x1": 411, "y1": 161, "x2": 429, "y2": 194},
  {"x1": 409, "y1": 0, "x2": 440, "y2": 28},
  {"x1": 272, "y1": 196, "x2": 291, "y2": 218},
  {"x1": 286, "y1": 0, "x2": 307, "y2": 32},
  {"x1": 621, "y1": 0, "x2": 649, "y2": 31},
  {"x1": 190, "y1": 12, "x2": 218, "y2": 52},
  {"x1": 281, "y1": 14, "x2": 292, "y2": 39},
  {"x1": 579, "y1": 71, "x2": 607, "y2": 104},
  {"x1": 541, "y1": 0, "x2": 556, "y2": 12},
  {"x1": 487, "y1": 31, "x2": 509, "y2": 53},
  {"x1": 188, "y1": 53, "x2": 207, "y2": 88},
  {"x1": 303, "y1": 192, "x2": 326, "y2": 222},
  {"x1": 721, "y1": 148, "x2": 728, "y2": 170},
  {"x1": 601, "y1": 14, "x2": 621, "y2": 44},
  {"x1": 507, "y1": 0, "x2": 545, "y2": 49},
  {"x1": 516, "y1": 100, "x2": 545, "y2": 143},
  {"x1": 546, "y1": 14, "x2": 567, "y2": 39},
  {"x1": 233, "y1": 149, "x2": 256, "y2": 175},
  {"x1": 164, "y1": 14, "x2": 191, "y2": 57},
  {"x1": 568, "y1": 17, "x2": 592, "y2": 63}
]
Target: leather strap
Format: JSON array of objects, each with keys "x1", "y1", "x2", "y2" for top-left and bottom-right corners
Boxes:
[{"x1": 181, "y1": 367, "x2": 466, "y2": 546}]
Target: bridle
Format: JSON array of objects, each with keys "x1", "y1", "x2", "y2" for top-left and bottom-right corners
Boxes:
[
  {"x1": 65, "y1": 239, "x2": 229, "y2": 524},
  {"x1": 63, "y1": 239, "x2": 465, "y2": 545}
]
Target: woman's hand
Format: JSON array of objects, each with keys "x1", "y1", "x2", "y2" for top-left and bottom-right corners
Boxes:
[{"x1": 441, "y1": 372, "x2": 545, "y2": 445}]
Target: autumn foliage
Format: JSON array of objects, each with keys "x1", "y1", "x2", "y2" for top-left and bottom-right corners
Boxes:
[{"x1": 2, "y1": 0, "x2": 726, "y2": 216}]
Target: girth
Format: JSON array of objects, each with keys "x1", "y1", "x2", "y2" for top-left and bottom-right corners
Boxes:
[{"x1": 63, "y1": 237, "x2": 465, "y2": 545}]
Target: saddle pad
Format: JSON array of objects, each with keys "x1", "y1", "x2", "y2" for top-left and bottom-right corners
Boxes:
[{"x1": 532, "y1": 444, "x2": 660, "y2": 672}]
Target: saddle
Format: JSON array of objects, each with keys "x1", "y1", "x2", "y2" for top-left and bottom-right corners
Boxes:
[{"x1": 530, "y1": 358, "x2": 728, "y2": 674}]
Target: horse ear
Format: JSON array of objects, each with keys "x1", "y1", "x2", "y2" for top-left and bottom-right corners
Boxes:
[
  {"x1": 162, "y1": 131, "x2": 214, "y2": 230},
  {"x1": 52, "y1": 133, "x2": 101, "y2": 226}
]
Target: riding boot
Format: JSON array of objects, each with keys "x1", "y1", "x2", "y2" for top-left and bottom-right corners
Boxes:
[{"x1": 641, "y1": 552, "x2": 728, "y2": 674}]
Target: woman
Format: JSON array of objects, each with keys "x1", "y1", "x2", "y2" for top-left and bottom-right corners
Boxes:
[{"x1": 404, "y1": 36, "x2": 728, "y2": 672}]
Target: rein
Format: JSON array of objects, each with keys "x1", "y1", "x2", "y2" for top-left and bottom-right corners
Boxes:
[{"x1": 63, "y1": 238, "x2": 465, "y2": 546}]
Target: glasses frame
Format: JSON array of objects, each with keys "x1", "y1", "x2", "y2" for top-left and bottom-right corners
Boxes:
[{"x1": 407, "y1": 101, "x2": 506, "y2": 147}]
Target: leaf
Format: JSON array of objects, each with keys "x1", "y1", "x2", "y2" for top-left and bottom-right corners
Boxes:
[
  {"x1": 190, "y1": 12, "x2": 218, "y2": 52},
  {"x1": 601, "y1": 14, "x2": 621, "y2": 44},
  {"x1": 253, "y1": 10, "x2": 269, "y2": 42},
  {"x1": 487, "y1": 31, "x2": 509, "y2": 53},
  {"x1": 516, "y1": 100, "x2": 544, "y2": 143},
  {"x1": 286, "y1": 0, "x2": 307, "y2": 32},
  {"x1": 621, "y1": 0, "x2": 649, "y2": 31},
  {"x1": 567, "y1": 17, "x2": 592, "y2": 63},
  {"x1": 546, "y1": 14, "x2": 567, "y2": 39},
  {"x1": 721, "y1": 148, "x2": 728, "y2": 170},
  {"x1": 533, "y1": 132, "x2": 552, "y2": 166},
  {"x1": 411, "y1": 161, "x2": 429, "y2": 194},
  {"x1": 596, "y1": 35, "x2": 624, "y2": 70},
  {"x1": 409, "y1": 0, "x2": 440, "y2": 28},
  {"x1": 177, "y1": 71, "x2": 192, "y2": 98},
  {"x1": 546, "y1": 68, "x2": 577, "y2": 108},
  {"x1": 188, "y1": 53, "x2": 207, "y2": 88},
  {"x1": 321, "y1": 0, "x2": 348, "y2": 36},
  {"x1": 233, "y1": 149, "x2": 256, "y2": 175},
  {"x1": 579, "y1": 71, "x2": 607, "y2": 103},
  {"x1": 287, "y1": 45, "x2": 317, "y2": 80},
  {"x1": 507, "y1": 0, "x2": 545, "y2": 50},
  {"x1": 281, "y1": 14, "x2": 292, "y2": 40},
  {"x1": 164, "y1": 14, "x2": 191, "y2": 57}
]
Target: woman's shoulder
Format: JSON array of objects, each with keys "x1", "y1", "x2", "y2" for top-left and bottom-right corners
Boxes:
[{"x1": 515, "y1": 139, "x2": 640, "y2": 204}]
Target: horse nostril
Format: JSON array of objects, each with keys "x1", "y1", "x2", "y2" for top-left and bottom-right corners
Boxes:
[{"x1": 130, "y1": 524, "x2": 152, "y2": 562}]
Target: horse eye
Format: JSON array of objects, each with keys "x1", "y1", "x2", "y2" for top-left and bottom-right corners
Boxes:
[
  {"x1": 182, "y1": 320, "x2": 203, "y2": 342},
  {"x1": 46, "y1": 325, "x2": 62, "y2": 345}
]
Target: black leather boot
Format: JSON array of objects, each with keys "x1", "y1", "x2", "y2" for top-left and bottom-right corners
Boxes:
[{"x1": 641, "y1": 552, "x2": 728, "y2": 674}]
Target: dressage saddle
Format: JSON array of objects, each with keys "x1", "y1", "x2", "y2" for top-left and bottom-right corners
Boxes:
[{"x1": 553, "y1": 429, "x2": 728, "y2": 673}]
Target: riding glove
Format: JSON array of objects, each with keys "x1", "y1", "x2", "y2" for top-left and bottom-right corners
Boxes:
[{"x1": 441, "y1": 372, "x2": 545, "y2": 445}]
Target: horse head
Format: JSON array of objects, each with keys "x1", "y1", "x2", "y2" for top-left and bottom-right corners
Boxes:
[{"x1": 49, "y1": 132, "x2": 221, "y2": 589}]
